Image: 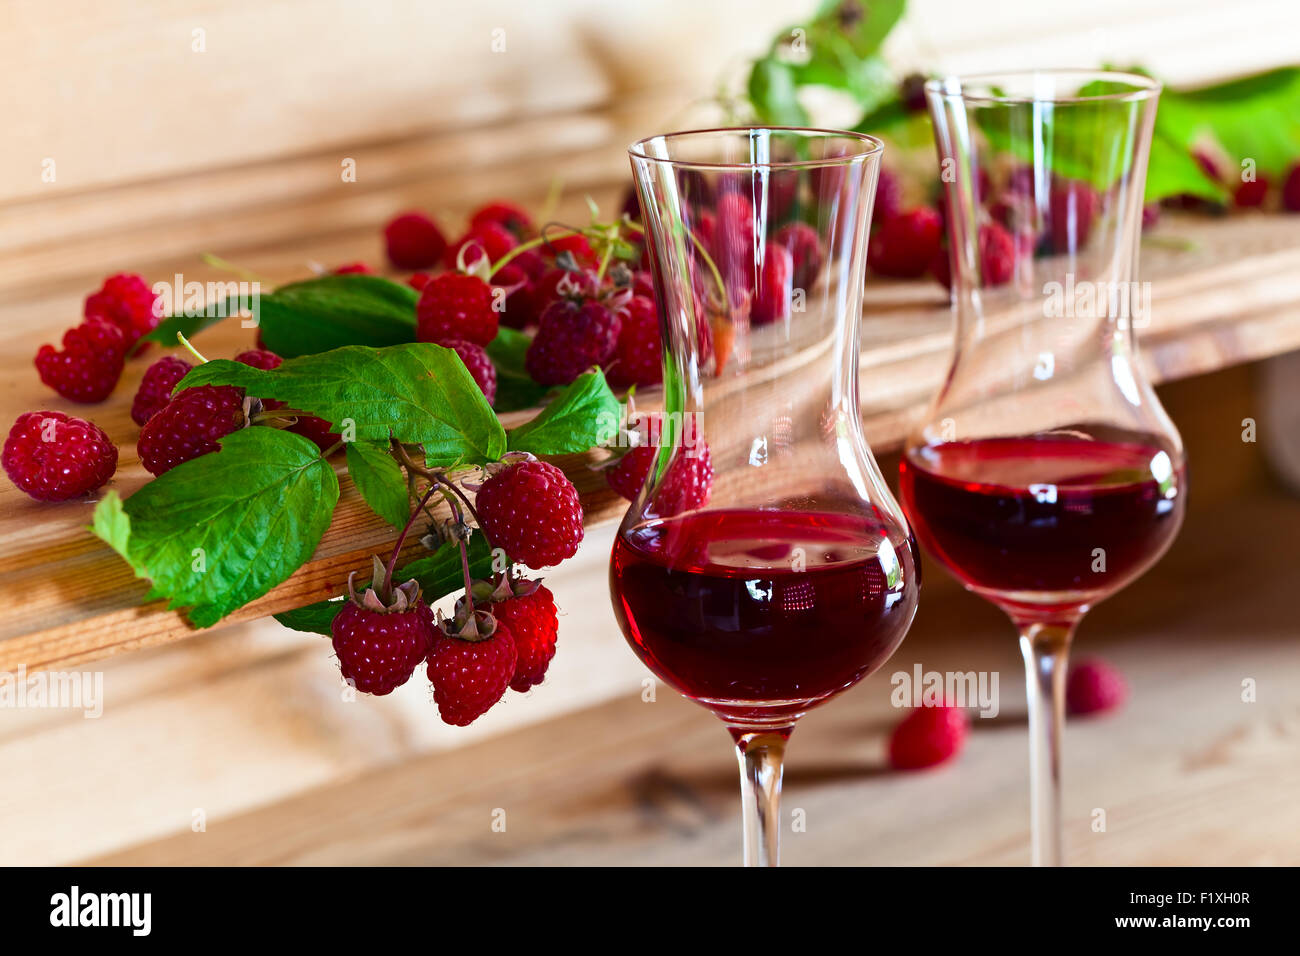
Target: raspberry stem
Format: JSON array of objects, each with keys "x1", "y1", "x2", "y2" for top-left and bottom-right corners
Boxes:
[
  {"x1": 175, "y1": 332, "x2": 211, "y2": 365},
  {"x1": 384, "y1": 482, "x2": 440, "y2": 600}
]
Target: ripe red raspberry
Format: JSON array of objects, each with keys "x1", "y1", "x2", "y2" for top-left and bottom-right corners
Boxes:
[
  {"x1": 525, "y1": 298, "x2": 621, "y2": 386},
  {"x1": 84, "y1": 273, "x2": 160, "y2": 345},
  {"x1": 606, "y1": 421, "x2": 713, "y2": 515},
  {"x1": 444, "y1": 338, "x2": 497, "y2": 405},
  {"x1": 290, "y1": 415, "x2": 342, "y2": 452},
  {"x1": 1048, "y1": 181, "x2": 1099, "y2": 253},
  {"x1": 1283, "y1": 163, "x2": 1300, "y2": 212},
  {"x1": 606, "y1": 294, "x2": 662, "y2": 388},
  {"x1": 131, "y1": 355, "x2": 193, "y2": 426},
  {"x1": 752, "y1": 242, "x2": 794, "y2": 325},
  {"x1": 476, "y1": 459, "x2": 583, "y2": 569},
  {"x1": 711, "y1": 192, "x2": 757, "y2": 288},
  {"x1": 3, "y1": 410, "x2": 117, "y2": 501},
  {"x1": 407, "y1": 272, "x2": 433, "y2": 292},
  {"x1": 490, "y1": 263, "x2": 532, "y2": 330},
  {"x1": 384, "y1": 211, "x2": 447, "y2": 270},
  {"x1": 1233, "y1": 176, "x2": 1270, "y2": 208},
  {"x1": 1066, "y1": 658, "x2": 1128, "y2": 716},
  {"x1": 444, "y1": 221, "x2": 517, "y2": 270},
  {"x1": 491, "y1": 583, "x2": 559, "y2": 692},
  {"x1": 775, "y1": 222, "x2": 823, "y2": 292},
  {"x1": 331, "y1": 582, "x2": 432, "y2": 696},
  {"x1": 333, "y1": 262, "x2": 373, "y2": 275},
  {"x1": 930, "y1": 247, "x2": 952, "y2": 290},
  {"x1": 979, "y1": 221, "x2": 1015, "y2": 286},
  {"x1": 35, "y1": 318, "x2": 127, "y2": 403},
  {"x1": 138, "y1": 385, "x2": 246, "y2": 475},
  {"x1": 545, "y1": 233, "x2": 598, "y2": 270},
  {"x1": 416, "y1": 273, "x2": 498, "y2": 346},
  {"x1": 233, "y1": 348, "x2": 282, "y2": 371},
  {"x1": 868, "y1": 207, "x2": 943, "y2": 279},
  {"x1": 427, "y1": 621, "x2": 518, "y2": 725},
  {"x1": 874, "y1": 167, "x2": 905, "y2": 222},
  {"x1": 469, "y1": 201, "x2": 534, "y2": 239},
  {"x1": 888, "y1": 703, "x2": 969, "y2": 770},
  {"x1": 606, "y1": 444, "x2": 656, "y2": 502}
]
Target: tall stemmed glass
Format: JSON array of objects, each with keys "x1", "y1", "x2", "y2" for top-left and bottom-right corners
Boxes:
[
  {"x1": 613, "y1": 129, "x2": 920, "y2": 866},
  {"x1": 900, "y1": 72, "x2": 1186, "y2": 865}
]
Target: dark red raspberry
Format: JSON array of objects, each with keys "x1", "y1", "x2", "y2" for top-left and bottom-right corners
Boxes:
[
  {"x1": 752, "y1": 242, "x2": 794, "y2": 325},
  {"x1": 868, "y1": 207, "x2": 943, "y2": 278},
  {"x1": 775, "y1": 222, "x2": 823, "y2": 292},
  {"x1": 545, "y1": 233, "x2": 598, "y2": 270},
  {"x1": 137, "y1": 385, "x2": 245, "y2": 475},
  {"x1": 1233, "y1": 176, "x2": 1270, "y2": 208},
  {"x1": 469, "y1": 201, "x2": 534, "y2": 239},
  {"x1": 874, "y1": 167, "x2": 905, "y2": 222},
  {"x1": 3, "y1": 410, "x2": 117, "y2": 501},
  {"x1": 444, "y1": 338, "x2": 497, "y2": 405},
  {"x1": 979, "y1": 222, "x2": 1015, "y2": 286},
  {"x1": 1048, "y1": 181, "x2": 1099, "y2": 253},
  {"x1": 416, "y1": 272, "x2": 498, "y2": 346},
  {"x1": 35, "y1": 318, "x2": 127, "y2": 403},
  {"x1": 606, "y1": 444, "x2": 656, "y2": 502},
  {"x1": 384, "y1": 211, "x2": 447, "y2": 270},
  {"x1": 444, "y1": 221, "x2": 517, "y2": 270},
  {"x1": 606, "y1": 420, "x2": 713, "y2": 515},
  {"x1": 407, "y1": 272, "x2": 433, "y2": 292},
  {"x1": 930, "y1": 247, "x2": 952, "y2": 290},
  {"x1": 900, "y1": 72, "x2": 928, "y2": 112},
  {"x1": 476, "y1": 459, "x2": 583, "y2": 569},
  {"x1": 711, "y1": 192, "x2": 757, "y2": 289},
  {"x1": 84, "y1": 273, "x2": 159, "y2": 346},
  {"x1": 1283, "y1": 163, "x2": 1300, "y2": 212},
  {"x1": 620, "y1": 185, "x2": 641, "y2": 222},
  {"x1": 510, "y1": 248, "x2": 547, "y2": 279},
  {"x1": 333, "y1": 262, "x2": 373, "y2": 275},
  {"x1": 888, "y1": 704, "x2": 969, "y2": 770},
  {"x1": 1142, "y1": 203, "x2": 1161, "y2": 230},
  {"x1": 233, "y1": 348, "x2": 282, "y2": 371},
  {"x1": 525, "y1": 298, "x2": 621, "y2": 387},
  {"x1": 1066, "y1": 658, "x2": 1128, "y2": 716},
  {"x1": 606, "y1": 294, "x2": 662, "y2": 388},
  {"x1": 427, "y1": 621, "x2": 518, "y2": 725},
  {"x1": 331, "y1": 584, "x2": 432, "y2": 696},
  {"x1": 491, "y1": 583, "x2": 559, "y2": 693},
  {"x1": 131, "y1": 355, "x2": 193, "y2": 426},
  {"x1": 290, "y1": 415, "x2": 342, "y2": 452},
  {"x1": 490, "y1": 263, "x2": 532, "y2": 330}
]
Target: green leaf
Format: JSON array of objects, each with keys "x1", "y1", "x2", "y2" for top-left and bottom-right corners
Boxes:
[
  {"x1": 1146, "y1": 130, "x2": 1228, "y2": 203},
  {"x1": 748, "y1": 57, "x2": 810, "y2": 126},
  {"x1": 507, "y1": 370, "x2": 621, "y2": 455},
  {"x1": 345, "y1": 441, "x2": 410, "y2": 529},
  {"x1": 256, "y1": 275, "x2": 418, "y2": 358},
  {"x1": 178, "y1": 343, "x2": 506, "y2": 466},
  {"x1": 809, "y1": 0, "x2": 905, "y2": 58},
  {"x1": 93, "y1": 427, "x2": 340, "y2": 628},
  {"x1": 487, "y1": 327, "x2": 550, "y2": 412},
  {"x1": 273, "y1": 536, "x2": 495, "y2": 635},
  {"x1": 141, "y1": 294, "x2": 249, "y2": 347}
]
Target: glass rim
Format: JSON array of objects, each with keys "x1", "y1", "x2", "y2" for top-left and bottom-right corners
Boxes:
[
  {"x1": 924, "y1": 69, "x2": 1162, "y2": 105},
  {"x1": 627, "y1": 126, "x2": 884, "y2": 170}
]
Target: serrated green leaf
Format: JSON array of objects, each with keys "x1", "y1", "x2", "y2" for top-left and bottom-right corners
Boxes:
[
  {"x1": 257, "y1": 275, "x2": 418, "y2": 358},
  {"x1": 507, "y1": 370, "x2": 621, "y2": 455},
  {"x1": 345, "y1": 441, "x2": 410, "y2": 529},
  {"x1": 95, "y1": 427, "x2": 340, "y2": 628},
  {"x1": 178, "y1": 343, "x2": 506, "y2": 466},
  {"x1": 487, "y1": 327, "x2": 550, "y2": 412},
  {"x1": 273, "y1": 536, "x2": 495, "y2": 635},
  {"x1": 90, "y1": 491, "x2": 132, "y2": 555}
]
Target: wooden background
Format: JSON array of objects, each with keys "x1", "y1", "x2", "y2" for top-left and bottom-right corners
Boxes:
[{"x1": 2, "y1": 0, "x2": 1298, "y2": 865}]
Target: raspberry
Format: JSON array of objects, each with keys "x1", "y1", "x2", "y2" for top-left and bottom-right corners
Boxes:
[
  {"x1": 331, "y1": 582, "x2": 432, "y2": 696},
  {"x1": 868, "y1": 207, "x2": 943, "y2": 279},
  {"x1": 333, "y1": 262, "x2": 373, "y2": 275},
  {"x1": 1066, "y1": 658, "x2": 1128, "y2": 716},
  {"x1": 384, "y1": 212, "x2": 447, "y2": 270},
  {"x1": 407, "y1": 272, "x2": 433, "y2": 292},
  {"x1": 444, "y1": 222, "x2": 517, "y2": 270},
  {"x1": 233, "y1": 348, "x2": 282, "y2": 371},
  {"x1": 444, "y1": 338, "x2": 497, "y2": 405},
  {"x1": 888, "y1": 704, "x2": 968, "y2": 770},
  {"x1": 620, "y1": 185, "x2": 641, "y2": 222},
  {"x1": 900, "y1": 72, "x2": 928, "y2": 112},
  {"x1": 711, "y1": 192, "x2": 757, "y2": 288},
  {"x1": 84, "y1": 273, "x2": 159, "y2": 345},
  {"x1": 930, "y1": 247, "x2": 952, "y2": 290},
  {"x1": 1233, "y1": 176, "x2": 1269, "y2": 208},
  {"x1": 1048, "y1": 181, "x2": 1099, "y2": 253},
  {"x1": 290, "y1": 415, "x2": 342, "y2": 452},
  {"x1": 1284, "y1": 163, "x2": 1300, "y2": 212},
  {"x1": 137, "y1": 385, "x2": 246, "y2": 475},
  {"x1": 525, "y1": 298, "x2": 621, "y2": 386},
  {"x1": 606, "y1": 294, "x2": 662, "y2": 388},
  {"x1": 606, "y1": 445, "x2": 655, "y2": 501},
  {"x1": 752, "y1": 242, "x2": 794, "y2": 325},
  {"x1": 35, "y1": 318, "x2": 127, "y2": 403},
  {"x1": 874, "y1": 167, "x2": 905, "y2": 222},
  {"x1": 491, "y1": 263, "x2": 532, "y2": 330},
  {"x1": 606, "y1": 420, "x2": 712, "y2": 515},
  {"x1": 131, "y1": 355, "x2": 193, "y2": 426},
  {"x1": 416, "y1": 272, "x2": 498, "y2": 346},
  {"x1": 491, "y1": 583, "x2": 559, "y2": 692},
  {"x1": 476, "y1": 459, "x2": 583, "y2": 569},
  {"x1": 469, "y1": 201, "x2": 533, "y2": 239},
  {"x1": 3, "y1": 410, "x2": 117, "y2": 501},
  {"x1": 1142, "y1": 203, "x2": 1161, "y2": 231},
  {"x1": 775, "y1": 221, "x2": 823, "y2": 292},
  {"x1": 978, "y1": 221, "x2": 1015, "y2": 286},
  {"x1": 427, "y1": 621, "x2": 518, "y2": 725},
  {"x1": 545, "y1": 233, "x2": 598, "y2": 270}
]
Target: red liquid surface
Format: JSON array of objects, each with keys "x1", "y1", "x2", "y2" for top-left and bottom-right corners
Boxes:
[
  {"x1": 610, "y1": 509, "x2": 918, "y2": 723},
  {"x1": 898, "y1": 436, "x2": 1184, "y2": 613}
]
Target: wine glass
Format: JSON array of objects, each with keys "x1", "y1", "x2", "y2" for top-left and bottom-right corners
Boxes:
[
  {"x1": 613, "y1": 128, "x2": 920, "y2": 866},
  {"x1": 900, "y1": 71, "x2": 1186, "y2": 865}
]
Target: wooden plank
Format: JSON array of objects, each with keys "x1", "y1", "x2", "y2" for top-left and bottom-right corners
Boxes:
[{"x1": 2, "y1": 214, "x2": 1299, "y2": 673}]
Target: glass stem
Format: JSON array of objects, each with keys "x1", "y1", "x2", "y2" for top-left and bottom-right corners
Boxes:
[
  {"x1": 731, "y1": 729, "x2": 790, "y2": 867},
  {"x1": 1017, "y1": 619, "x2": 1078, "y2": 867}
]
